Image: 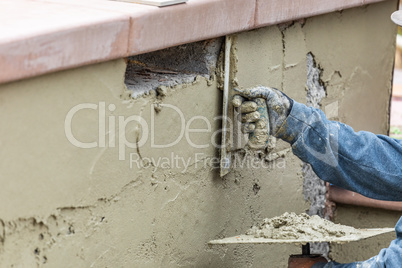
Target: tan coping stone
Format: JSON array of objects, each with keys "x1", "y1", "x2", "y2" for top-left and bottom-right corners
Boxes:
[{"x1": 0, "y1": 0, "x2": 390, "y2": 85}]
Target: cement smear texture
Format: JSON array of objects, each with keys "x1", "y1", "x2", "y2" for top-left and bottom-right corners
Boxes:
[{"x1": 0, "y1": 1, "x2": 398, "y2": 266}]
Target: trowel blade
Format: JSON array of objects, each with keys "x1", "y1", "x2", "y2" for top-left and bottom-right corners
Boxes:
[
  {"x1": 220, "y1": 36, "x2": 232, "y2": 177},
  {"x1": 209, "y1": 228, "x2": 394, "y2": 245}
]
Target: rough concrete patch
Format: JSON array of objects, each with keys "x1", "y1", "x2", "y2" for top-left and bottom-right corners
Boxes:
[
  {"x1": 0, "y1": 205, "x2": 98, "y2": 267},
  {"x1": 304, "y1": 52, "x2": 329, "y2": 256},
  {"x1": 125, "y1": 38, "x2": 223, "y2": 98},
  {"x1": 125, "y1": 67, "x2": 199, "y2": 98},
  {"x1": 135, "y1": 234, "x2": 158, "y2": 260},
  {"x1": 304, "y1": 52, "x2": 327, "y2": 219},
  {"x1": 306, "y1": 52, "x2": 326, "y2": 108},
  {"x1": 303, "y1": 164, "x2": 326, "y2": 218},
  {"x1": 232, "y1": 245, "x2": 255, "y2": 267},
  {"x1": 310, "y1": 241, "x2": 330, "y2": 257},
  {"x1": 0, "y1": 218, "x2": 53, "y2": 266}
]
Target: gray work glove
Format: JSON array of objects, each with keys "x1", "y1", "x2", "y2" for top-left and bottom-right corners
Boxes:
[{"x1": 233, "y1": 86, "x2": 293, "y2": 137}]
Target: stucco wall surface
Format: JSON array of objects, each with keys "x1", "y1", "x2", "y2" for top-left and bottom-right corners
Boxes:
[{"x1": 0, "y1": 1, "x2": 398, "y2": 266}]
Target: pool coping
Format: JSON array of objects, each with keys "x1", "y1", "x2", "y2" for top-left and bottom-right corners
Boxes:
[{"x1": 0, "y1": 0, "x2": 388, "y2": 84}]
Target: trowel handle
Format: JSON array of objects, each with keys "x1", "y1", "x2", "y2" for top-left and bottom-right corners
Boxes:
[{"x1": 248, "y1": 98, "x2": 270, "y2": 150}]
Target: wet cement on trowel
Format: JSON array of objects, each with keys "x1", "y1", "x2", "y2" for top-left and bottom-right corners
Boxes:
[{"x1": 246, "y1": 212, "x2": 358, "y2": 240}]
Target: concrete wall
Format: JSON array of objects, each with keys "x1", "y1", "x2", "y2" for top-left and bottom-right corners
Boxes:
[{"x1": 0, "y1": 1, "x2": 398, "y2": 266}]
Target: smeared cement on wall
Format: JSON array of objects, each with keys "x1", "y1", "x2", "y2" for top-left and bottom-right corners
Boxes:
[{"x1": 0, "y1": 1, "x2": 398, "y2": 266}]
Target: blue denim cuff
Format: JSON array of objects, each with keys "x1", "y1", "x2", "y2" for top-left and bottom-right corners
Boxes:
[{"x1": 275, "y1": 101, "x2": 311, "y2": 144}]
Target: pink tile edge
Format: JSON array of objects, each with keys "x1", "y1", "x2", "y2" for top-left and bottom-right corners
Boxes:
[
  {"x1": 0, "y1": 0, "x2": 391, "y2": 85},
  {"x1": 0, "y1": 18, "x2": 130, "y2": 84},
  {"x1": 255, "y1": 0, "x2": 389, "y2": 27}
]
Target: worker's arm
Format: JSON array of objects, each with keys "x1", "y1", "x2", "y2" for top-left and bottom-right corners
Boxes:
[
  {"x1": 235, "y1": 86, "x2": 402, "y2": 268},
  {"x1": 277, "y1": 100, "x2": 402, "y2": 201},
  {"x1": 283, "y1": 101, "x2": 402, "y2": 267},
  {"x1": 235, "y1": 87, "x2": 402, "y2": 268},
  {"x1": 235, "y1": 87, "x2": 402, "y2": 201}
]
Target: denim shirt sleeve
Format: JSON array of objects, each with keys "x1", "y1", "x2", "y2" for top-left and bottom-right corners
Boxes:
[
  {"x1": 276, "y1": 101, "x2": 402, "y2": 268},
  {"x1": 276, "y1": 101, "x2": 402, "y2": 201}
]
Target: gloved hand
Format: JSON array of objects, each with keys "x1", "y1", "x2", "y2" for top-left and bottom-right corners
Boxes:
[{"x1": 233, "y1": 86, "x2": 293, "y2": 137}]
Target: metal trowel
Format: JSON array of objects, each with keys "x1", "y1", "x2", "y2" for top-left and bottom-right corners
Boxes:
[
  {"x1": 220, "y1": 36, "x2": 270, "y2": 177},
  {"x1": 209, "y1": 227, "x2": 394, "y2": 267}
]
